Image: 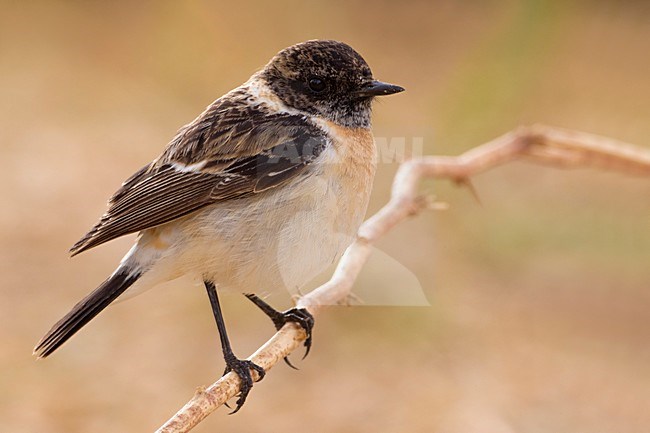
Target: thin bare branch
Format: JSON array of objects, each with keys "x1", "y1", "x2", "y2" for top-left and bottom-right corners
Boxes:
[{"x1": 156, "y1": 125, "x2": 650, "y2": 433}]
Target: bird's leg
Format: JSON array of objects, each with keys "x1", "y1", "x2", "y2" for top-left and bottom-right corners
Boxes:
[
  {"x1": 244, "y1": 293, "x2": 314, "y2": 369},
  {"x1": 204, "y1": 281, "x2": 264, "y2": 413}
]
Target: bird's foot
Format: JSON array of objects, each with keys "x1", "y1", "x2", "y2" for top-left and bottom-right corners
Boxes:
[
  {"x1": 244, "y1": 293, "x2": 314, "y2": 368},
  {"x1": 222, "y1": 353, "x2": 265, "y2": 414}
]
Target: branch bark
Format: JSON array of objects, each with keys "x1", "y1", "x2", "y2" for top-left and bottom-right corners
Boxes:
[{"x1": 156, "y1": 124, "x2": 650, "y2": 433}]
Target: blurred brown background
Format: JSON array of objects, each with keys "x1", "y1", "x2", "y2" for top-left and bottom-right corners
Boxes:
[{"x1": 2, "y1": 1, "x2": 650, "y2": 432}]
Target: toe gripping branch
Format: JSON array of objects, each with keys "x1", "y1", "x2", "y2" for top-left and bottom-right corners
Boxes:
[
  {"x1": 244, "y1": 293, "x2": 315, "y2": 369},
  {"x1": 222, "y1": 354, "x2": 265, "y2": 414}
]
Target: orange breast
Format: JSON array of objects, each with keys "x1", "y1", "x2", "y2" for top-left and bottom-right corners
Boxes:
[{"x1": 318, "y1": 119, "x2": 376, "y2": 182}]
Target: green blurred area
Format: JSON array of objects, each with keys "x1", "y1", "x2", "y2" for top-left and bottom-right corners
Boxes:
[{"x1": 1, "y1": 1, "x2": 649, "y2": 432}]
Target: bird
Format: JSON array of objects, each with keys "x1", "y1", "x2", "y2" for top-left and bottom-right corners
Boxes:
[{"x1": 34, "y1": 39, "x2": 404, "y2": 412}]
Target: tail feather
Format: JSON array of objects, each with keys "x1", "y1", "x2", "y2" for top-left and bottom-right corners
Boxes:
[{"x1": 34, "y1": 268, "x2": 141, "y2": 358}]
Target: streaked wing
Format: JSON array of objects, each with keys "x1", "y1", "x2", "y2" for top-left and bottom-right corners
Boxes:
[{"x1": 70, "y1": 93, "x2": 327, "y2": 256}]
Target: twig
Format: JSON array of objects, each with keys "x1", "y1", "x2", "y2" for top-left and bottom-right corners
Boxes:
[{"x1": 155, "y1": 125, "x2": 650, "y2": 433}]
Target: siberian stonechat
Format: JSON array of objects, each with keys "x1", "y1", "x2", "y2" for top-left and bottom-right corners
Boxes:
[{"x1": 34, "y1": 39, "x2": 404, "y2": 411}]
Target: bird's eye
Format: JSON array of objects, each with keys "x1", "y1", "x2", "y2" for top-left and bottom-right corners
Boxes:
[{"x1": 308, "y1": 77, "x2": 326, "y2": 93}]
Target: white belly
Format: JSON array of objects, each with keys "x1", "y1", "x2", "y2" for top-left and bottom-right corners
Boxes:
[{"x1": 194, "y1": 170, "x2": 367, "y2": 292}]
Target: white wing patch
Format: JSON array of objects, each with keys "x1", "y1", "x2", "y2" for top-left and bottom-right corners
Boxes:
[{"x1": 171, "y1": 160, "x2": 208, "y2": 173}]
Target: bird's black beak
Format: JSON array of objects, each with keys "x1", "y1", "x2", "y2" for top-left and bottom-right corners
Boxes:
[{"x1": 354, "y1": 80, "x2": 405, "y2": 98}]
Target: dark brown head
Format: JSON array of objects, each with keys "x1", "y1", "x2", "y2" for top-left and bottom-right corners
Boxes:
[{"x1": 260, "y1": 40, "x2": 404, "y2": 128}]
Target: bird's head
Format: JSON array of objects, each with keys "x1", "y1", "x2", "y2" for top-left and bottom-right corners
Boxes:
[{"x1": 261, "y1": 39, "x2": 404, "y2": 128}]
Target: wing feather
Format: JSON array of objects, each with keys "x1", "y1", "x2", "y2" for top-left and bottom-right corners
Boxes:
[{"x1": 69, "y1": 94, "x2": 327, "y2": 256}]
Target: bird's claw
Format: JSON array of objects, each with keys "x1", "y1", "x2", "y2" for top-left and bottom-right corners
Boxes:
[
  {"x1": 222, "y1": 355, "x2": 265, "y2": 414},
  {"x1": 244, "y1": 293, "x2": 315, "y2": 362}
]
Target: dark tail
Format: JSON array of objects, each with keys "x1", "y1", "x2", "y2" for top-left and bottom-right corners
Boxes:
[{"x1": 34, "y1": 268, "x2": 141, "y2": 358}]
